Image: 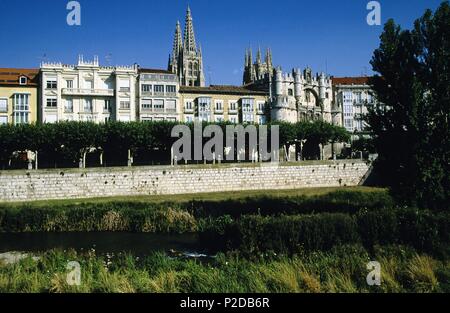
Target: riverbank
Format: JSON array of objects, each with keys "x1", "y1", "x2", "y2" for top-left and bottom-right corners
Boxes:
[
  {"x1": 0, "y1": 187, "x2": 392, "y2": 233},
  {"x1": 0, "y1": 245, "x2": 448, "y2": 293}
]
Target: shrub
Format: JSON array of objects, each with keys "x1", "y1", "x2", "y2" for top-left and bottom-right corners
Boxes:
[
  {"x1": 186, "y1": 189, "x2": 394, "y2": 218},
  {"x1": 220, "y1": 213, "x2": 360, "y2": 255},
  {"x1": 205, "y1": 209, "x2": 450, "y2": 256}
]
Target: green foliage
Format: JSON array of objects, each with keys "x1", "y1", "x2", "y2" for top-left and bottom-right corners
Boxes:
[
  {"x1": 0, "y1": 204, "x2": 197, "y2": 233},
  {"x1": 206, "y1": 208, "x2": 450, "y2": 256},
  {"x1": 368, "y1": 2, "x2": 450, "y2": 209},
  {"x1": 0, "y1": 120, "x2": 349, "y2": 168},
  {"x1": 0, "y1": 189, "x2": 392, "y2": 232},
  {"x1": 0, "y1": 245, "x2": 448, "y2": 293},
  {"x1": 188, "y1": 189, "x2": 394, "y2": 218}
]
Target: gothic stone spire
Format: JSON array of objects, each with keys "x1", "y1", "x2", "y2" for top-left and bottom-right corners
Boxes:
[
  {"x1": 183, "y1": 6, "x2": 197, "y2": 52},
  {"x1": 173, "y1": 21, "x2": 183, "y2": 58}
]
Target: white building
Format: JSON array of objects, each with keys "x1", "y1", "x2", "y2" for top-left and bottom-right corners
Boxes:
[
  {"x1": 40, "y1": 56, "x2": 138, "y2": 123},
  {"x1": 332, "y1": 77, "x2": 377, "y2": 133},
  {"x1": 269, "y1": 67, "x2": 337, "y2": 124},
  {"x1": 137, "y1": 69, "x2": 180, "y2": 122}
]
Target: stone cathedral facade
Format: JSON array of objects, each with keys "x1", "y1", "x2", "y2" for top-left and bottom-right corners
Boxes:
[{"x1": 168, "y1": 7, "x2": 206, "y2": 87}]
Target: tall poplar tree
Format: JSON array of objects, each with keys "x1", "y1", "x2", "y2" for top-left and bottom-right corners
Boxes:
[{"x1": 368, "y1": 1, "x2": 449, "y2": 209}]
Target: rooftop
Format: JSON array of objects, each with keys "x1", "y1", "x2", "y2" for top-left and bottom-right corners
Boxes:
[
  {"x1": 180, "y1": 85, "x2": 267, "y2": 95},
  {"x1": 0, "y1": 68, "x2": 39, "y2": 87},
  {"x1": 332, "y1": 76, "x2": 371, "y2": 86},
  {"x1": 139, "y1": 68, "x2": 174, "y2": 74}
]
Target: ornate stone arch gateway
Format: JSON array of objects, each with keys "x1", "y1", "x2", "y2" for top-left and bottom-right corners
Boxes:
[{"x1": 298, "y1": 87, "x2": 324, "y2": 122}]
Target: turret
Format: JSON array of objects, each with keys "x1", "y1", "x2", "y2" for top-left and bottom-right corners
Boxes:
[
  {"x1": 294, "y1": 68, "x2": 302, "y2": 100},
  {"x1": 274, "y1": 67, "x2": 282, "y2": 97},
  {"x1": 319, "y1": 72, "x2": 326, "y2": 99}
]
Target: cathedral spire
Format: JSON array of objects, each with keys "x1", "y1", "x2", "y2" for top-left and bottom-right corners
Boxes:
[
  {"x1": 183, "y1": 6, "x2": 197, "y2": 52},
  {"x1": 257, "y1": 46, "x2": 262, "y2": 64},
  {"x1": 172, "y1": 21, "x2": 182, "y2": 58},
  {"x1": 266, "y1": 48, "x2": 273, "y2": 69}
]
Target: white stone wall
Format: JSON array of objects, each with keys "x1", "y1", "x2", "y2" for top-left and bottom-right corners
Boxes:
[{"x1": 0, "y1": 161, "x2": 369, "y2": 202}]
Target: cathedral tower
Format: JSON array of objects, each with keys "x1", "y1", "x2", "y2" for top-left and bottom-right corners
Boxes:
[
  {"x1": 168, "y1": 7, "x2": 205, "y2": 87},
  {"x1": 243, "y1": 47, "x2": 273, "y2": 85}
]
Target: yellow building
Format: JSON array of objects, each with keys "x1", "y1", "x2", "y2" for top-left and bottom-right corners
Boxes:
[
  {"x1": 0, "y1": 68, "x2": 39, "y2": 125},
  {"x1": 179, "y1": 85, "x2": 269, "y2": 124}
]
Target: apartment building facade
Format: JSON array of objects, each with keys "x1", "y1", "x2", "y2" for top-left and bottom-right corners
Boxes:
[
  {"x1": 137, "y1": 69, "x2": 181, "y2": 122},
  {"x1": 0, "y1": 68, "x2": 39, "y2": 125},
  {"x1": 40, "y1": 56, "x2": 138, "y2": 123},
  {"x1": 179, "y1": 85, "x2": 268, "y2": 124},
  {"x1": 332, "y1": 77, "x2": 378, "y2": 133}
]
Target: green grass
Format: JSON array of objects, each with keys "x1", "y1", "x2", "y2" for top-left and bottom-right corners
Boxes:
[
  {"x1": 0, "y1": 245, "x2": 448, "y2": 293},
  {"x1": 1, "y1": 186, "x2": 384, "y2": 207}
]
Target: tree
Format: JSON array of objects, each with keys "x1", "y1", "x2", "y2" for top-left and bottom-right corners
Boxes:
[{"x1": 367, "y1": 1, "x2": 449, "y2": 209}]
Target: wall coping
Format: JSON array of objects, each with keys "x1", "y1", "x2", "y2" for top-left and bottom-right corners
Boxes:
[{"x1": 0, "y1": 159, "x2": 368, "y2": 176}]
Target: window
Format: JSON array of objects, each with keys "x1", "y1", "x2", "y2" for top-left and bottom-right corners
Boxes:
[
  {"x1": 104, "y1": 99, "x2": 111, "y2": 112},
  {"x1": 288, "y1": 89, "x2": 293, "y2": 96},
  {"x1": 0, "y1": 116, "x2": 7, "y2": 124},
  {"x1": 84, "y1": 99, "x2": 93, "y2": 113},
  {"x1": 185, "y1": 101, "x2": 193, "y2": 110},
  {"x1": 66, "y1": 80, "x2": 73, "y2": 89},
  {"x1": 215, "y1": 101, "x2": 223, "y2": 111},
  {"x1": 229, "y1": 102, "x2": 237, "y2": 111},
  {"x1": 142, "y1": 99, "x2": 152, "y2": 110},
  {"x1": 154, "y1": 85, "x2": 164, "y2": 94},
  {"x1": 189, "y1": 62, "x2": 193, "y2": 77},
  {"x1": 166, "y1": 100, "x2": 176, "y2": 112},
  {"x1": 46, "y1": 79, "x2": 57, "y2": 89},
  {"x1": 257, "y1": 102, "x2": 265, "y2": 112},
  {"x1": 325, "y1": 92, "x2": 329, "y2": 99},
  {"x1": 120, "y1": 101, "x2": 130, "y2": 110},
  {"x1": 215, "y1": 116, "x2": 224, "y2": 123},
  {"x1": 13, "y1": 94, "x2": 30, "y2": 125},
  {"x1": 258, "y1": 116, "x2": 267, "y2": 125},
  {"x1": 46, "y1": 98, "x2": 57, "y2": 108},
  {"x1": 166, "y1": 85, "x2": 176, "y2": 94},
  {"x1": 198, "y1": 97, "x2": 211, "y2": 122},
  {"x1": 65, "y1": 99, "x2": 73, "y2": 112},
  {"x1": 229, "y1": 116, "x2": 238, "y2": 124},
  {"x1": 19, "y1": 76, "x2": 27, "y2": 85},
  {"x1": 119, "y1": 79, "x2": 130, "y2": 92},
  {"x1": 142, "y1": 84, "x2": 152, "y2": 93},
  {"x1": 185, "y1": 115, "x2": 193, "y2": 123},
  {"x1": 0, "y1": 99, "x2": 7, "y2": 113},
  {"x1": 153, "y1": 99, "x2": 164, "y2": 111},
  {"x1": 241, "y1": 98, "x2": 254, "y2": 123}
]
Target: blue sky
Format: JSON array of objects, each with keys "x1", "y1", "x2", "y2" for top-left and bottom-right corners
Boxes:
[{"x1": 0, "y1": 0, "x2": 444, "y2": 85}]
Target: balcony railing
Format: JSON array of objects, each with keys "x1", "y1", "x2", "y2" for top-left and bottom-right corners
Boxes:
[
  {"x1": 62, "y1": 88, "x2": 114, "y2": 96},
  {"x1": 141, "y1": 107, "x2": 178, "y2": 114}
]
